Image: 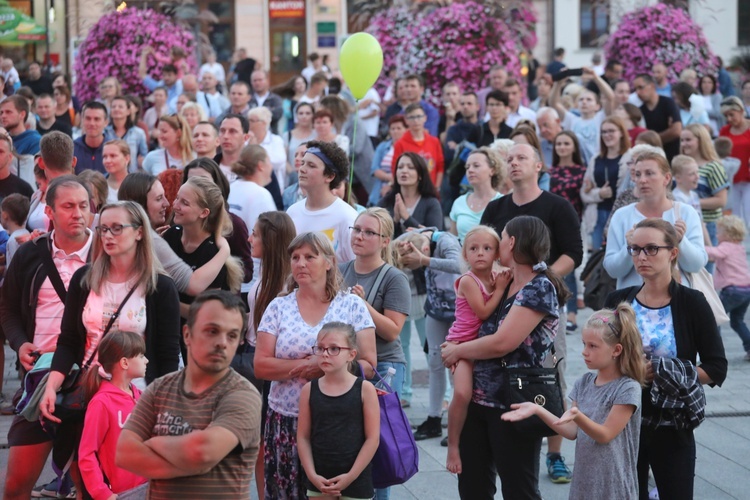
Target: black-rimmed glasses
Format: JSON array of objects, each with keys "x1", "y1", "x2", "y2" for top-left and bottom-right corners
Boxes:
[
  {"x1": 350, "y1": 227, "x2": 384, "y2": 239},
  {"x1": 312, "y1": 346, "x2": 352, "y2": 356},
  {"x1": 95, "y1": 224, "x2": 140, "y2": 236},
  {"x1": 626, "y1": 245, "x2": 673, "y2": 257}
]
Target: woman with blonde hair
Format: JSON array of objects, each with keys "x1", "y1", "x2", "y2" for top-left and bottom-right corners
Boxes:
[
  {"x1": 679, "y1": 123, "x2": 729, "y2": 244},
  {"x1": 39, "y1": 200, "x2": 181, "y2": 425},
  {"x1": 102, "y1": 139, "x2": 131, "y2": 203},
  {"x1": 449, "y1": 147, "x2": 505, "y2": 243},
  {"x1": 255, "y1": 231, "x2": 377, "y2": 498},
  {"x1": 142, "y1": 114, "x2": 196, "y2": 175},
  {"x1": 179, "y1": 101, "x2": 206, "y2": 131}
]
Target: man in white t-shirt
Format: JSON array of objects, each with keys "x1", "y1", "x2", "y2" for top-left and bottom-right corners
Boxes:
[{"x1": 286, "y1": 140, "x2": 357, "y2": 264}]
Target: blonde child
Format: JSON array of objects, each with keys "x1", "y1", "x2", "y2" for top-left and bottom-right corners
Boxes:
[
  {"x1": 445, "y1": 226, "x2": 509, "y2": 474},
  {"x1": 706, "y1": 215, "x2": 750, "y2": 360},
  {"x1": 502, "y1": 303, "x2": 645, "y2": 499},
  {"x1": 78, "y1": 331, "x2": 149, "y2": 500},
  {"x1": 298, "y1": 322, "x2": 380, "y2": 499},
  {"x1": 671, "y1": 155, "x2": 703, "y2": 215}
]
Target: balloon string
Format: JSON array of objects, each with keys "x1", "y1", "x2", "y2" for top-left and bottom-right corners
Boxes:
[{"x1": 349, "y1": 101, "x2": 359, "y2": 206}]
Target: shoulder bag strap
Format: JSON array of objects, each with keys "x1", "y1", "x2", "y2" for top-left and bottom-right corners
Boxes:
[
  {"x1": 38, "y1": 237, "x2": 68, "y2": 304},
  {"x1": 366, "y1": 264, "x2": 392, "y2": 304},
  {"x1": 82, "y1": 283, "x2": 138, "y2": 369}
]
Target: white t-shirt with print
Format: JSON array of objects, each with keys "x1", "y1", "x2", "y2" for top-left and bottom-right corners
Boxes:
[
  {"x1": 286, "y1": 197, "x2": 358, "y2": 264},
  {"x1": 258, "y1": 291, "x2": 374, "y2": 416}
]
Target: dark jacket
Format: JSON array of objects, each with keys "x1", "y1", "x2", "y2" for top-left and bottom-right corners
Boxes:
[
  {"x1": 0, "y1": 234, "x2": 88, "y2": 352},
  {"x1": 605, "y1": 281, "x2": 727, "y2": 387},
  {"x1": 51, "y1": 266, "x2": 181, "y2": 384}
]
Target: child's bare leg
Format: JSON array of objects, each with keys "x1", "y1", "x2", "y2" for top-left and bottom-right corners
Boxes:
[{"x1": 446, "y1": 359, "x2": 473, "y2": 474}]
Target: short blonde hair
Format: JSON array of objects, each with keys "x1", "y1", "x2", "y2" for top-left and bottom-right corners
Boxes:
[
  {"x1": 248, "y1": 106, "x2": 272, "y2": 127},
  {"x1": 717, "y1": 215, "x2": 746, "y2": 242},
  {"x1": 180, "y1": 101, "x2": 207, "y2": 123},
  {"x1": 392, "y1": 232, "x2": 430, "y2": 269},
  {"x1": 671, "y1": 155, "x2": 698, "y2": 176},
  {"x1": 286, "y1": 232, "x2": 343, "y2": 301}
]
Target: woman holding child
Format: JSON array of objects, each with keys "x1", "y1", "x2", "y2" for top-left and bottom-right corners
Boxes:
[{"x1": 441, "y1": 215, "x2": 569, "y2": 499}]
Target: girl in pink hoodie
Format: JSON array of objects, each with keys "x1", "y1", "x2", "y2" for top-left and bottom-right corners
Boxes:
[{"x1": 79, "y1": 331, "x2": 149, "y2": 500}]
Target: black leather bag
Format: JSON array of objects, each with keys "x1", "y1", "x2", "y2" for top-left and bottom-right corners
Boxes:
[{"x1": 504, "y1": 358, "x2": 565, "y2": 437}]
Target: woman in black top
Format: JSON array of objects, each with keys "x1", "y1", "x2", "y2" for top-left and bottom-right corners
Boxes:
[
  {"x1": 604, "y1": 218, "x2": 726, "y2": 500},
  {"x1": 378, "y1": 152, "x2": 443, "y2": 237}
]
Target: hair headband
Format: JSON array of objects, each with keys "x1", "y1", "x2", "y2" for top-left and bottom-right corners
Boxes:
[
  {"x1": 306, "y1": 147, "x2": 334, "y2": 168},
  {"x1": 532, "y1": 261, "x2": 547, "y2": 272}
]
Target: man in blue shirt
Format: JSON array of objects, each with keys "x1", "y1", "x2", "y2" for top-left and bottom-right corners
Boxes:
[
  {"x1": 0, "y1": 95, "x2": 41, "y2": 155},
  {"x1": 74, "y1": 102, "x2": 111, "y2": 174},
  {"x1": 139, "y1": 48, "x2": 183, "y2": 111},
  {"x1": 652, "y1": 63, "x2": 672, "y2": 98},
  {"x1": 384, "y1": 74, "x2": 439, "y2": 137}
]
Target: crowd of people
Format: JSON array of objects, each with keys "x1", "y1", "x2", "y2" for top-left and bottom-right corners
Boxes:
[{"x1": 0, "y1": 42, "x2": 747, "y2": 500}]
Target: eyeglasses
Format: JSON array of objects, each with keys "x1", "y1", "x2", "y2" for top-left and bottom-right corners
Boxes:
[
  {"x1": 350, "y1": 226, "x2": 384, "y2": 239},
  {"x1": 405, "y1": 114, "x2": 425, "y2": 121},
  {"x1": 626, "y1": 245, "x2": 673, "y2": 256},
  {"x1": 95, "y1": 224, "x2": 140, "y2": 236},
  {"x1": 312, "y1": 346, "x2": 352, "y2": 356}
]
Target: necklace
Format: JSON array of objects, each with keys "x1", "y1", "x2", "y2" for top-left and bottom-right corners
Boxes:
[{"x1": 468, "y1": 191, "x2": 494, "y2": 211}]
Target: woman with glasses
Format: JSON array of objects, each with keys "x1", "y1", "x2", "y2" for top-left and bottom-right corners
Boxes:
[
  {"x1": 604, "y1": 151, "x2": 707, "y2": 289},
  {"x1": 255, "y1": 232, "x2": 377, "y2": 499},
  {"x1": 604, "y1": 218, "x2": 726, "y2": 500},
  {"x1": 107, "y1": 96, "x2": 148, "y2": 173},
  {"x1": 39, "y1": 201, "x2": 181, "y2": 423},
  {"x1": 142, "y1": 114, "x2": 195, "y2": 176},
  {"x1": 340, "y1": 207, "x2": 409, "y2": 500},
  {"x1": 581, "y1": 116, "x2": 631, "y2": 250},
  {"x1": 247, "y1": 106, "x2": 288, "y2": 191},
  {"x1": 379, "y1": 151, "x2": 443, "y2": 238}
]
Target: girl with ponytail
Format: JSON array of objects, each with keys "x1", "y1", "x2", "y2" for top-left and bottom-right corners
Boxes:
[
  {"x1": 502, "y1": 302, "x2": 645, "y2": 499},
  {"x1": 79, "y1": 331, "x2": 149, "y2": 499}
]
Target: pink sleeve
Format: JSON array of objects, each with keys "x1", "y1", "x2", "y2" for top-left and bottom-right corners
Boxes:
[
  {"x1": 705, "y1": 242, "x2": 731, "y2": 262},
  {"x1": 78, "y1": 399, "x2": 114, "y2": 500}
]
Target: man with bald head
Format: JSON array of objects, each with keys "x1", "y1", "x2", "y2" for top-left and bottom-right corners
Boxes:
[
  {"x1": 536, "y1": 107, "x2": 564, "y2": 167},
  {"x1": 480, "y1": 145, "x2": 582, "y2": 486},
  {"x1": 249, "y1": 69, "x2": 283, "y2": 133},
  {"x1": 182, "y1": 74, "x2": 222, "y2": 121}
]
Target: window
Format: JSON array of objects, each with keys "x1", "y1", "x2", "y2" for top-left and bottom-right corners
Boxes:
[
  {"x1": 740, "y1": 1, "x2": 750, "y2": 46},
  {"x1": 580, "y1": 0, "x2": 609, "y2": 48}
]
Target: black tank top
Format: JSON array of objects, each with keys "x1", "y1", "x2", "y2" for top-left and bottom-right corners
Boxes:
[{"x1": 307, "y1": 377, "x2": 373, "y2": 498}]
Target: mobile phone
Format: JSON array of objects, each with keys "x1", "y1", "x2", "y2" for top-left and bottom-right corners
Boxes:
[{"x1": 552, "y1": 68, "x2": 584, "y2": 82}]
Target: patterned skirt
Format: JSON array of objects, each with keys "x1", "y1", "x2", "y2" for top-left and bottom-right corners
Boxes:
[{"x1": 264, "y1": 408, "x2": 307, "y2": 500}]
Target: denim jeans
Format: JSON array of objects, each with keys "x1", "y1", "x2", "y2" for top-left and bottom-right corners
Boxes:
[
  {"x1": 399, "y1": 318, "x2": 426, "y2": 402},
  {"x1": 720, "y1": 286, "x2": 750, "y2": 352},
  {"x1": 564, "y1": 271, "x2": 578, "y2": 315},
  {"x1": 704, "y1": 221, "x2": 717, "y2": 274},
  {"x1": 591, "y1": 207, "x2": 610, "y2": 250},
  {"x1": 373, "y1": 362, "x2": 405, "y2": 500}
]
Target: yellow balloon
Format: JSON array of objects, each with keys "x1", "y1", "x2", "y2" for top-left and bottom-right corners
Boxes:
[{"x1": 340, "y1": 33, "x2": 384, "y2": 100}]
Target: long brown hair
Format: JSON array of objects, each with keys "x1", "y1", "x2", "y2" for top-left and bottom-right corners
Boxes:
[
  {"x1": 253, "y1": 212, "x2": 296, "y2": 331},
  {"x1": 598, "y1": 116, "x2": 631, "y2": 158},
  {"x1": 83, "y1": 330, "x2": 146, "y2": 403},
  {"x1": 585, "y1": 303, "x2": 646, "y2": 386}
]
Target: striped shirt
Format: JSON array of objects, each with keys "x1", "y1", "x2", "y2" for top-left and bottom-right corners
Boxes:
[
  {"x1": 33, "y1": 230, "x2": 93, "y2": 352},
  {"x1": 124, "y1": 369, "x2": 262, "y2": 499}
]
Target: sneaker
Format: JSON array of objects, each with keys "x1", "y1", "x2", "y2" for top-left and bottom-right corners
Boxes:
[
  {"x1": 31, "y1": 479, "x2": 76, "y2": 498},
  {"x1": 413, "y1": 416, "x2": 442, "y2": 440},
  {"x1": 546, "y1": 453, "x2": 572, "y2": 483},
  {"x1": 440, "y1": 436, "x2": 448, "y2": 447},
  {"x1": 400, "y1": 399, "x2": 411, "y2": 408},
  {"x1": 566, "y1": 321, "x2": 577, "y2": 333},
  {"x1": 745, "y1": 351, "x2": 750, "y2": 361}
]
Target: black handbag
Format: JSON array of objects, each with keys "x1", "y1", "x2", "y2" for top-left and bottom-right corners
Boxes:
[
  {"x1": 494, "y1": 282, "x2": 565, "y2": 437},
  {"x1": 503, "y1": 357, "x2": 565, "y2": 437}
]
